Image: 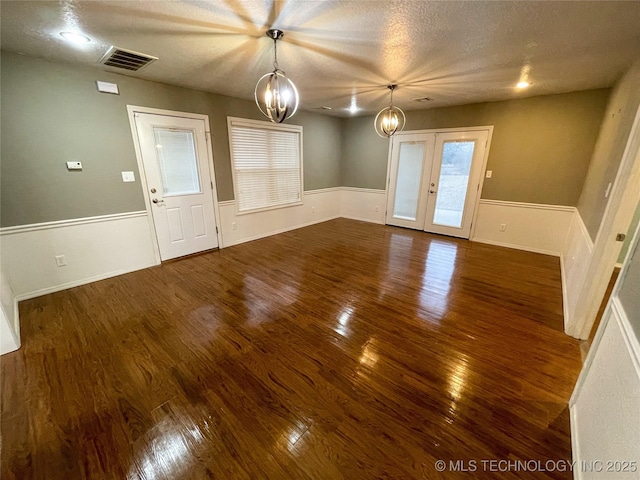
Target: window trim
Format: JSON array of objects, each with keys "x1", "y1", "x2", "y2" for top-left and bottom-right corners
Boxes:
[{"x1": 227, "y1": 116, "x2": 304, "y2": 216}]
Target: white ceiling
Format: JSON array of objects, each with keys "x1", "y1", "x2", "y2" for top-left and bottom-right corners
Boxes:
[{"x1": 2, "y1": 1, "x2": 640, "y2": 117}]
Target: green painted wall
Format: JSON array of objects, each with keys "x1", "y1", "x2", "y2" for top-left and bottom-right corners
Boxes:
[
  {"x1": 577, "y1": 62, "x2": 640, "y2": 241},
  {"x1": 0, "y1": 52, "x2": 342, "y2": 227},
  {"x1": 342, "y1": 89, "x2": 610, "y2": 206}
]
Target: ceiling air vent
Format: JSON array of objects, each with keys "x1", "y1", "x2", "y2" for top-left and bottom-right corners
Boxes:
[
  {"x1": 99, "y1": 46, "x2": 157, "y2": 71},
  {"x1": 413, "y1": 96, "x2": 434, "y2": 103}
]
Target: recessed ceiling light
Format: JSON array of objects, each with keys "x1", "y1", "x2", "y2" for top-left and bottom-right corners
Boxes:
[
  {"x1": 516, "y1": 80, "x2": 531, "y2": 89},
  {"x1": 60, "y1": 32, "x2": 91, "y2": 44}
]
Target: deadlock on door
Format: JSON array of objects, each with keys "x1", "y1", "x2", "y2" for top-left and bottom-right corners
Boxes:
[{"x1": 150, "y1": 187, "x2": 165, "y2": 206}]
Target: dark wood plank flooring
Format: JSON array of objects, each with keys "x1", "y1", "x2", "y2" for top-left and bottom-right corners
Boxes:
[{"x1": 1, "y1": 219, "x2": 583, "y2": 479}]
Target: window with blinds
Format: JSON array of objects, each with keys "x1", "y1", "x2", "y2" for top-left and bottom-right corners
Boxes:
[{"x1": 228, "y1": 117, "x2": 303, "y2": 214}]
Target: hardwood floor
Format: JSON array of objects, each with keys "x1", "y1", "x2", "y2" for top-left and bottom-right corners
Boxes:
[{"x1": 1, "y1": 219, "x2": 583, "y2": 479}]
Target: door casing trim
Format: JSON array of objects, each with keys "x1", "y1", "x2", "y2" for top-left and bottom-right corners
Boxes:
[
  {"x1": 126, "y1": 105, "x2": 224, "y2": 263},
  {"x1": 383, "y1": 125, "x2": 494, "y2": 240}
]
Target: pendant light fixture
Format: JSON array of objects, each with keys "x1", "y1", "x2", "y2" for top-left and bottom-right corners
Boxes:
[
  {"x1": 374, "y1": 85, "x2": 406, "y2": 137},
  {"x1": 255, "y1": 29, "x2": 300, "y2": 123}
]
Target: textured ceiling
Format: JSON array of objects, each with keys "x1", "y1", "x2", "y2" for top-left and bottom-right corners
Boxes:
[{"x1": 2, "y1": 1, "x2": 640, "y2": 117}]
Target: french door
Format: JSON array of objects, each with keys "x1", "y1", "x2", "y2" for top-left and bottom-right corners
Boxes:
[{"x1": 385, "y1": 129, "x2": 490, "y2": 239}]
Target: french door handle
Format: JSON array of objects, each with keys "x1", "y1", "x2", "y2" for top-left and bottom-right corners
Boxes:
[
  {"x1": 429, "y1": 190, "x2": 437, "y2": 194},
  {"x1": 152, "y1": 198, "x2": 165, "y2": 205}
]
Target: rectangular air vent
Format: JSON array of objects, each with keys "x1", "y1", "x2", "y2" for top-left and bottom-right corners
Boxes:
[{"x1": 99, "y1": 46, "x2": 157, "y2": 71}]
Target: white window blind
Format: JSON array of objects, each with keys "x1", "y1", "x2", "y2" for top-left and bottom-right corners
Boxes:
[
  {"x1": 153, "y1": 128, "x2": 201, "y2": 196},
  {"x1": 228, "y1": 118, "x2": 303, "y2": 213}
]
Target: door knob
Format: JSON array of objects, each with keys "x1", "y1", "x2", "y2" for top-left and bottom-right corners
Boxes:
[
  {"x1": 150, "y1": 188, "x2": 156, "y2": 193},
  {"x1": 430, "y1": 190, "x2": 437, "y2": 194},
  {"x1": 152, "y1": 198, "x2": 164, "y2": 205}
]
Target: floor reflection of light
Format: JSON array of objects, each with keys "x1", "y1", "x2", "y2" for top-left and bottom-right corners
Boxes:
[
  {"x1": 276, "y1": 420, "x2": 310, "y2": 455},
  {"x1": 359, "y1": 339, "x2": 378, "y2": 368},
  {"x1": 130, "y1": 421, "x2": 205, "y2": 480},
  {"x1": 420, "y1": 240, "x2": 458, "y2": 316},
  {"x1": 447, "y1": 357, "x2": 469, "y2": 419},
  {"x1": 379, "y1": 232, "x2": 416, "y2": 300},
  {"x1": 241, "y1": 273, "x2": 300, "y2": 326},
  {"x1": 334, "y1": 306, "x2": 354, "y2": 337}
]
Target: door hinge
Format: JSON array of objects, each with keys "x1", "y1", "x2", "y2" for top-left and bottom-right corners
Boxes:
[
  {"x1": 211, "y1": 181, "x2": 214, "y2": 190},
  {"x1": 216, "y1": 226, "x2": 219, "y2": 234},
  {"x1": 616, "y1": 233, "x2": 626, "y2": 242}
]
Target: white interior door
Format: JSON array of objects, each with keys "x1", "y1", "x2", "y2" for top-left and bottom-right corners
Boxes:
[
  {"x1": 385, "y1": 133, "x2": 435, "y2": 229},
  {"x1": 134, "y1": 113, "x2": 218, "y2": 261},
  {"x1": 424, "y1": 131, "x2": 489, "y2": 238}
]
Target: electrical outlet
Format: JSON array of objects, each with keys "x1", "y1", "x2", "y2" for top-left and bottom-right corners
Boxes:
[
  {"x1": 375, "y1": 206, "x2": 379, "y2": 212},
  {"x1": 232, "y1": 222, "x2": 237, "y2": 230},
  {"x1": 55, "y1": 255, "x2": 67, "y2": 267},
  {"x1": 311, "y1": 206, "x2": 316, "y2": 213},
  {"x1": 500, "y1": 224, "x2": 507, "y2": 232}
]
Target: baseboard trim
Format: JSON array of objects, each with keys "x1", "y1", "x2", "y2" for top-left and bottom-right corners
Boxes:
[
  {"x1": 471, "y1": 237, "x2": 561, "y2": 257},
  {"x1": 341, "y1": 187, "x2": 386, "y2": 195},
  {"x1": 478, "y1": 199, "x2": 575, "y2": 212},
  {"x1": 15, "y1": 262, "x2": 158, "y2": 301},
  {"x1": 0, "y1": 211, "x2": 147, "y2": 235},
  {"x1": 340, "y1": 215, "x2": 385, "y2": 225},
  {"x1": 223, "y1": 216, "x2": 341, "y2": 248},
  {"x1": 304, "y1": 187, "x2": 342, "y2": 195}
]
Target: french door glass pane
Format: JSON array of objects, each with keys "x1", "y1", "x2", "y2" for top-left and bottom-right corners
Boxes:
[
  {"x1": 393, "y1": 142, "x2": 426, "y2": 220},
  {"x1": 432, "y1": 141, "x2": 475, "y2": 228},
  {"x1": 153, "y1": 128, "x2": 201, "y2": 196}
]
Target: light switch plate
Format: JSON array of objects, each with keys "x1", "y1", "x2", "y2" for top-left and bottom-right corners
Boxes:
[
  {"x1": 66, "y1": 161, "x2": 82, "y2": 170},
  {"x1": 121, "y1": 171, "x2": 135, "y2": 182},
  {"x1": 485, "y1": 170, "x2": 493, "y2": 178}
]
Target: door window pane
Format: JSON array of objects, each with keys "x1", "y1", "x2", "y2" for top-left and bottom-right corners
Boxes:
[
  {"x1": 153, "y1": 128, "x2": 201, "y2": 196},
  {"x1": 393, "y1": 142, "x2": 425, "y2": 220},
  {"x1": 432, "y1": 141, "x2": 475, "y2": 228}
]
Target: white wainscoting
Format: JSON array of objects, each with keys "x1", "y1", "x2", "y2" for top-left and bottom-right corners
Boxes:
[
  {"x1": 471, "y1": 199, "x2": 575, "y2": 256},
  {"x1": 0, "y1": 190, "x2": 587, "y2": 314},
  {"x1": 340, "y1": 187, "x2": 386, "y2": 224},
  {"x1": 218, "y1": 187, "x2": 341, "y2": 247},
  {"x1": 569, "y1": 298, "x2": 640, "y2": 480},
  {"x1": 561, "y1": 212, "x2": 594, "y2": 331},
  {"x1": 0, "y1": 212, "x2": 158, "y2": 300},
  {"x1": 0, "y1": 267, "x2": 20, "y2": 355}
]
